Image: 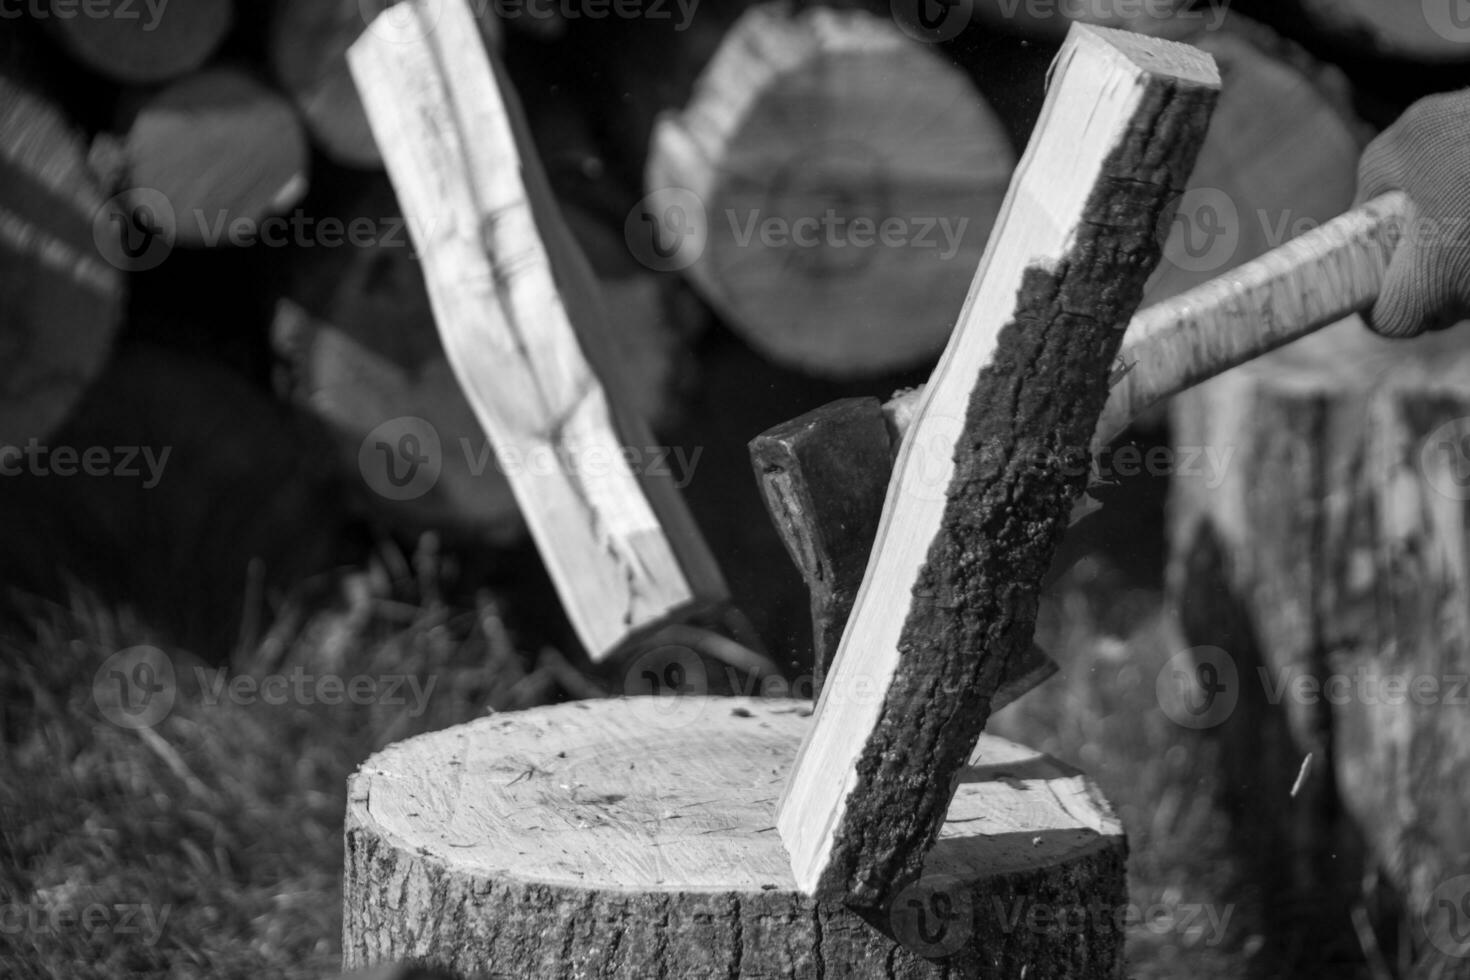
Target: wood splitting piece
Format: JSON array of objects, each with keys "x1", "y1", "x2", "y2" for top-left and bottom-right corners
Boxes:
[
  {"x1": 881, "y1": 190, "x2": 1415, "y2": 445},
  {"x1": 750, "y1": 397, "x2": 1058, "y2": 706},
  {"x1": 777, "y1": 24, "x2": 1219, "y2": 903},
  {"x1": 348, "y1": 0, "x2": 732, "y2": 661}
]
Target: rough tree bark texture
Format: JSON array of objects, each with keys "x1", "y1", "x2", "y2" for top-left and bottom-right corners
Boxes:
[{"x1": 343, "y1": 697, "x2": 1127, "y2": 979}]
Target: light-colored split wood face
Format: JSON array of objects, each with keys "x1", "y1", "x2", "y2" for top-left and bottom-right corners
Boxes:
[{"x1": 349, "y1": 0, "x2": 726, "y2": 659}]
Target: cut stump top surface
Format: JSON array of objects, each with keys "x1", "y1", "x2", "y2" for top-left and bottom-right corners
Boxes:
[{"x1": 348, "y1": 697, "x2": 1120, "y2": 894}]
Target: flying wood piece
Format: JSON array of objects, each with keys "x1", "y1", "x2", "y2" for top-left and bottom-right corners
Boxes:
[
  {"x1": 348, "y1": 0, "x2": 731, "y2": 660},
  {"x1": 749, "y1": 397, "x2": 1057, "y2": 706},
  {"x1": 881, "y1": 191, "x2": 1414, "y2": 446},
  {"x1": 777, "y1": 24, "x2": 1219, "y2": 903}
]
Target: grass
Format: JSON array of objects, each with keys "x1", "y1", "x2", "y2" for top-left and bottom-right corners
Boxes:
[
  {"x1": 0, "y1": 538, "x2": 577, "y2": 980},
  {"x1": 0, "y1": 536, "x2": 1381, "y2": 979}
]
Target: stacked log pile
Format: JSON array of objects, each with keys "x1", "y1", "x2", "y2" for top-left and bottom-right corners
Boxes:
[{"x1": 0, "y1": 0, "x2": 1444, "y2": 517}]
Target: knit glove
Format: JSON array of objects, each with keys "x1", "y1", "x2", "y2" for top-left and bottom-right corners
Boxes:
[{"x1": 1357, "y1": 88, "x2": 1470, "y2": 338}]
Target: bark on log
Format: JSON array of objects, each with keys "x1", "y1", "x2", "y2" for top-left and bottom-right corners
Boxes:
[
  {"x1": 646, "y1": 2, "x2": 1016, "y2": 377},
  {"x1": 121, "y1": 66, "x2": 309, "y2": 248},
  {"x1": 46, "y1": 0, "x2": 233, "y2": 84},
  {"x1": 343, "y1": 696, "x2": 1128, "y2": 979},
  {"x1": 0, "y1": 38, "x2": 125, "y2": 446},
  {"x1": 270, "y1": 0, "x2": 501, "y2": 168}
]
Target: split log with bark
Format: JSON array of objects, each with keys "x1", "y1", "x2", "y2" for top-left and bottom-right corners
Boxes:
[{"x1": 777, "y1": 24, "x2": 1218, "y2": 902}]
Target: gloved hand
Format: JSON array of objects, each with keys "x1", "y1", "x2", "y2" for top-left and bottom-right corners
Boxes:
[{"x1": 1357, "y1": 88, "x2": 1470, "y2": 338}]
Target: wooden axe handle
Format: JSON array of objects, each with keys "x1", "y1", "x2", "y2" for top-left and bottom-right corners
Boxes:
[
  {"x1": 1097, "y1": 190, "x2": 1411, "y2": 449},
  {"x1": 886, "y1": 191, "x2": 1413, "y2": 446}
]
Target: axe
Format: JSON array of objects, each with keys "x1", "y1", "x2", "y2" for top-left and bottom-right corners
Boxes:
[{"x1": 751, "y1": 191, "x2": 1411, "y2": 701}]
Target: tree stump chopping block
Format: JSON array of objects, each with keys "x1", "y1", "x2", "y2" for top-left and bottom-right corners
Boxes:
[{"x1": 343, "y1": 697, "x2": 1127, "y2": 979}]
